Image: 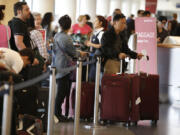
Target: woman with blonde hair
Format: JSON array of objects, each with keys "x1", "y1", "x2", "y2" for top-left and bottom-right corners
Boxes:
[{"x1": 72, "y1": 15, "x2": 92, "y2": 36}]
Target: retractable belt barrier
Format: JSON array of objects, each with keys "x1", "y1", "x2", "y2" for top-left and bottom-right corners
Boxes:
[{"x1": 0, "y1": 56, "x2": 98, "y2": 135}]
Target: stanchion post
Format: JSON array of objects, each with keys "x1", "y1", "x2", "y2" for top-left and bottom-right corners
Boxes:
[
  {"x1": 74, "y1": 58, "x2": 83, "y2": 135},
  {"x1": 47, "y1": 66, "x2": 56, "y2": 135},
  {"x1": 93, "y1": 57, "x2": 101, "y2": 126},
  {"x1": 84, "y1": 56, "x2": 106, "y2": 129},
  {"x1": 2, "y1": 79, "x2": 13, "y2": 135}
]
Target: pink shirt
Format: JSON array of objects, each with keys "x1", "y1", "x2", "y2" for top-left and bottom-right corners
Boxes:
[
  {"x1": 0, "y1": 25, "x2": 11, "y2": 48},
  {"x1": 72, "y1": 24, "x2": 92, "y2": 35}
]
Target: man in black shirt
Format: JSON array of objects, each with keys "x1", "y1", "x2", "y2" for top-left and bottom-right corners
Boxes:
[
  {"x1": 8, "y1": 2, "x2": 31, "y2": 51},
  {"x1": 101, "y1": 14, "x2": 143, "y2": 73}
]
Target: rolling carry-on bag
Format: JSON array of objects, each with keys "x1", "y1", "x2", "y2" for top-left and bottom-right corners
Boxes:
[
  {"x1": 100, "y1": 59, "x2": 141, "y2": 123},
  {"x1": 62, "y1": 60, "x2": 95, "y2": 119},
  {"x1": 139, "y1": 73, "x2": 159, "y2": 123},
  {"x1": 100, "y1": 73, "x2": 131, "y2": 122},
  {"x1": 101, "y1": 59, "x2": 132, "y2": 123},
  {"x1": 137, "y1": 57, "x2": 159, "y2": 124}
]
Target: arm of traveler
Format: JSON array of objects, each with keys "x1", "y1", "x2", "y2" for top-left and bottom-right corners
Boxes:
[{"x1": 14, "y1": 35, "x2": 26, "y2": 50}]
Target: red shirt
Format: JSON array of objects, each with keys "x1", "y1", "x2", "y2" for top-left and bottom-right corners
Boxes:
[{"x1": 72, "y1": 24, "x2": 92, "y2": 35}]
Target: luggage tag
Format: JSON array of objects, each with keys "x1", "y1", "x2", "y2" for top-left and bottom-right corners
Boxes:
[
  {"x1": 141, "y1": 49, "x2": 147, "y2": 61},
  {"x1": 137, "y1": 50, "x2": 149, "y2": 76},
  {"x1": 136, "y1": 97, "x2": 141, "y2": 105}
]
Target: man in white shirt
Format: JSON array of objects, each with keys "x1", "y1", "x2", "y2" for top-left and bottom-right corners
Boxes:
[{"x1": 0, "y1": 48, "x2": 34, "y2": 74}]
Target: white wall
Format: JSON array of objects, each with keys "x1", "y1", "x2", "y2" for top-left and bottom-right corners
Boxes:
[
  {"x1": 32, "y1": 0, "x2": 55, "y2": 16},
  {"x1": 157, "y1": 0, "x2": 180, "y2": 21},
  {"x1": 157, "y1": 0, "x2": 180, "y2": 12},
  {"x1": 55, "y1": 0, "x2": 77, "y2": 24},
  {"x1": 21, "y1": 0, "x2": 180, "y2": 24}
]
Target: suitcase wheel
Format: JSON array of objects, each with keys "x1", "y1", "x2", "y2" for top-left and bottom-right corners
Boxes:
[
  {"x1": 134, "y1": 121, "x2": 138, "y2": 126},
  {"x1": 100, "y1": 120, "x2": 115, "y2": 125},
  {"x1": 151, "y1": 120, "x2": 158, "y2": 126},
  {"x1": 123, "y1": 122, "x2": 130, "y2": 127},
  {"x1": 100, "y1": 120, "x2": 107, "y2": 125},
  {"x1": 130, "y1": 121, "x2": 137, "y2": 126}
]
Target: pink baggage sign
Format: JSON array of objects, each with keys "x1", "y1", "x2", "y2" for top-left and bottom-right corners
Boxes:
[{"x1": 135, "y1": 17, "x2": 157, "y2": 74}]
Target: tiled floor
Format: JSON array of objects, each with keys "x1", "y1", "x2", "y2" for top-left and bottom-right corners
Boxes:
[{"x1": 52, "y1": 104, "x2": 180, "y2": 135}]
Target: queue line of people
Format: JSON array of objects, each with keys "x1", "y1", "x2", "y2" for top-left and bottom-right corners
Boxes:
[{"x1": 0, "y1": 1, "x2": 179, "y2": 134}]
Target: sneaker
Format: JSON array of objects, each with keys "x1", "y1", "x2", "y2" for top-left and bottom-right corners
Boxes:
[
  {"x1": 68, "y1": 117, "x2": 74, "y2": 122},
  {"x1": 56, "y1": 115, "x2": 69, "y2": 122}
]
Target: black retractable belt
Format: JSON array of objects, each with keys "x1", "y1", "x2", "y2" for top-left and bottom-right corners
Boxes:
[{"x1": 0, "y1": 71, "x2": 23, "y2": 83}]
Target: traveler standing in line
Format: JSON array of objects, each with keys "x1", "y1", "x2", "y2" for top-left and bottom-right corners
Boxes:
[
  {"x1": 28, "y1": 13, "x2": 49, "y2": 61},
  {"x1": 0, "y1": 5, "x2": 11, "y2": 48},
  {"x1": 33, "y1": 12, "x2": 43, "y2": 30},
  {"x1": 71, "y1": 15, "x2": 92, "y2": 81},
  {"x1": 71, "y1": 15, "x2": 92, "y2": 38},
  {"x1": 8, "y1": 2, "x2": 31, "y2": 51},
  {"x1": 101, "y1": 14, "x2": 143, "y2": 74},
  {"x1": 41, "y1": 12, "x2": 54, "y2": 42},
  {"x1": 8, "y1": 2, "x2": 39, "y2": 64},
  {"x1": 53, "y1": 15, "x2": 87, "y2": 122}
]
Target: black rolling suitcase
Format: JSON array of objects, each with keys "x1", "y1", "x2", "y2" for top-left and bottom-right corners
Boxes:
[{"x1": 36, "y1": 87, "x2": 49, "y2": 132}]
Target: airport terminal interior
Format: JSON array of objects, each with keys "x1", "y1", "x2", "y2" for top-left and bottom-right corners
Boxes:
[{"x1": 0, "y1": 0, "x2": 180, "y2": 135}]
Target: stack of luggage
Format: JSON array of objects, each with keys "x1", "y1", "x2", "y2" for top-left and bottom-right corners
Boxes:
[{"x1": 100, "y1": 60, "x2": 159, "y2": 126}]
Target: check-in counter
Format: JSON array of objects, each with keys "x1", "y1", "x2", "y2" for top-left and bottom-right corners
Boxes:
[{"x1": 158, "y1": 44, "x2": 180, "y2": 106}]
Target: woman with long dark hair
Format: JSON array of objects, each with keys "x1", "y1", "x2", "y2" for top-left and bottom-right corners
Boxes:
[{"x1": 41, "y1": 12, "x2": 54, "y2": 42}]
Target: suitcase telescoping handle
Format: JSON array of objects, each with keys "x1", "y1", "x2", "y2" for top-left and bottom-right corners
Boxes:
[
  {"x1": 137, "y1": 55, "x2": 149, "y2": 76},
  {"x1": 116, "y1": 59, "x2": 123, "y2": 75},
  {"x1": 117, "y1": 55, "x2": 131, "y2": 75},
  {"x1": 86, "y1": 57, "x2": 89, "y2": 82},
  {"x1": 120, "y1": 59, "x2": 123, "y2": 74}
]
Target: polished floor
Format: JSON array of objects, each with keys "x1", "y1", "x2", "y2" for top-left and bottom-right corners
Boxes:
[{"x1": 52, "y1": 104, "x2": 180, "y2": 135}]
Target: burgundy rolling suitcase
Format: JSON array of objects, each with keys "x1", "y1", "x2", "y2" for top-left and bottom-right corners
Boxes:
[
  {"x1": 100, "y1": 74, "x2": 131, "y2": 122},
  {"x1": 62, "y1": 62, "x2": 95, "y2": 119},
  {"x1": 139, "y1": 73, "x2": 159, "y2": 123},
  {"x1": 100, "y1": 73, "x2": 141, "y2": 123},
  {"x1": 61, "y1": 82, "x2": 95, "y2": 119},
  {"x1": 100, "y1": 58, "x2": 141, "y2": 124},
  {"x1": 80, "y1": 82, "x2": 95, "y2": 118},
  {"x1": 127, "y1": 74, "x2": 141, "y2": 123}
]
